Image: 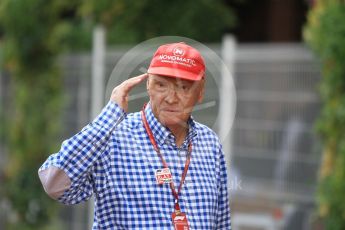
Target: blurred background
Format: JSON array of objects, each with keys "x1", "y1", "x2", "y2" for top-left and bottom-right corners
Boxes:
[{"x1": 0, "y1": 0, "x2": 344, "y2": 229}]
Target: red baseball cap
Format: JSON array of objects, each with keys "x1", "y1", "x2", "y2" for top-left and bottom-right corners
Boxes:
[{"x1": 147, "y1": 42, "x2": 205, "y2": 81}]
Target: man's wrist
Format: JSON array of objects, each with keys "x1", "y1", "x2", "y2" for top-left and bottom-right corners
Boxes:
[{"x1": 91, "y1": 101, "x2": 126, "y2": 131}]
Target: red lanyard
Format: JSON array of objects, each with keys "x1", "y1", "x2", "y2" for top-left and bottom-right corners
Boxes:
[{"x1": 141, "y1": 104, "x2": 192, "y2": 213}]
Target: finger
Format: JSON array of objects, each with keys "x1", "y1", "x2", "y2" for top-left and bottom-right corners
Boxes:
[{"x1": 122, "y1": 73, "x2": 148, "y2": 94}]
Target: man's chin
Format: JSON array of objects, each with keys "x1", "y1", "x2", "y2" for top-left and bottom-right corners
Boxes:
[{"x1": 160, "y1": 117, "x2": 187, "y2": 128}]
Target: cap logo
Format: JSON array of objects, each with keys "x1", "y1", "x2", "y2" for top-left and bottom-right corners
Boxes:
[
  {"x1": 173, "y1": 47, "x2": 185, "y2": 56},
  {"x1": 148, "y1": 42, "x2": 205, "y2": 80}
]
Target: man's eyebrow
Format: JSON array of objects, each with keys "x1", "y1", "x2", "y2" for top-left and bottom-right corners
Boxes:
[
  {"x1": 152, "y1": 77, "x2": 168, "y2": 83},
  {"x1": 176, "y1": 79, "x2": 193, "y2": 85}
]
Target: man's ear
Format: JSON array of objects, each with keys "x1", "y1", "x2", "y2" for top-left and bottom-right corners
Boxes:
[
  {"x1": 146, "y1": 75, "x2": 151, "y2": 94},
  {"x1": 197, "y1": 78, "x2": 205, "y2": 103}
]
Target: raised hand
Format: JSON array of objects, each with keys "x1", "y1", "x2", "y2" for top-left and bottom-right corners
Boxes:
[{"x1": 110, "y1": 73, "x2": 148, "y2": 112}]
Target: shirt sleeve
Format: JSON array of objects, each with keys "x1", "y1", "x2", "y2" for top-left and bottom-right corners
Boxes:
[
  {"x1": 38, "y1": 101, "x2": 126, "y2": 205},
  {"x1": 216, "y1": 144, "x2": 232, "y2": 229}
]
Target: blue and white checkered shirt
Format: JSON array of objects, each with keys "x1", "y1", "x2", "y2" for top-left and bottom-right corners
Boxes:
[{"x1": 40, "y1": 101, "x2": 231, "y2": 229}]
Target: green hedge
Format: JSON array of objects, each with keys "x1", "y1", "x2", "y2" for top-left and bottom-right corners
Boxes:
[
  {"x1": 0, "y1": 0, "x2": 66, "y2": 229},
  {"x1": 304, "y1": 1, "x2": 345, "y2": 229}
]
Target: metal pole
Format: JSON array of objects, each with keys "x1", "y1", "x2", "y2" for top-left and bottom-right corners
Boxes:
[
  {"x1": 89, "y1": 24, "x2": 106, "y2": 229},
  {"x1": 91, "y1": 25, "x2": 106, "y2": 118},
  {"x1": 219, "y1": 34, "x2": 236, "y2": 179}
]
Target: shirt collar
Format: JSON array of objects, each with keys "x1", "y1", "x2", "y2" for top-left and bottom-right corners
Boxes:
[{"x1": 144, "y1": 103, "x2": 197, "y2": 147}]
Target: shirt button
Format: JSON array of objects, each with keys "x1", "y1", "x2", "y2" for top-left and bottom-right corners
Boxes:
[
  {"x1": 178, "y1": 150, "x2": 187, "y2": 157},
  {"x1": 184, "y1": 178, "x2": 191, "y2": 185}
]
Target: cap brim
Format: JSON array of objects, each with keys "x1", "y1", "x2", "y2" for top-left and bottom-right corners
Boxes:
[{"x1": 147, "y1": 67, "x2": 204, "y2": 81}]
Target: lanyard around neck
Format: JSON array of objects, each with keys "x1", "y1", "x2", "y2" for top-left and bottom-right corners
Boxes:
[{"x1": 141, "y1": 104, "x2": 192, "y2": 212}]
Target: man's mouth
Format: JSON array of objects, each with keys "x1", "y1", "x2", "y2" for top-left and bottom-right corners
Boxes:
[{"x1": 163, "y1": 108, "x2": 181, "y2": 113}]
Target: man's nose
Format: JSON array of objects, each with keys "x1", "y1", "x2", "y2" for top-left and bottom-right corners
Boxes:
[{"x1": 165, "y1": 86, "x2": 179, "y2": 103}]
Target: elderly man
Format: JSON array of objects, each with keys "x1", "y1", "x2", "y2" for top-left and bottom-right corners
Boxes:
[{"x1": 39, "y1": 42, "x2": 231, "y2": 229}]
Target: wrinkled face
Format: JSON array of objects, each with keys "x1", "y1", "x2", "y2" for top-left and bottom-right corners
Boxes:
[{"x1": 147, "y1": 74, "x2": 205, "y2": 127}]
